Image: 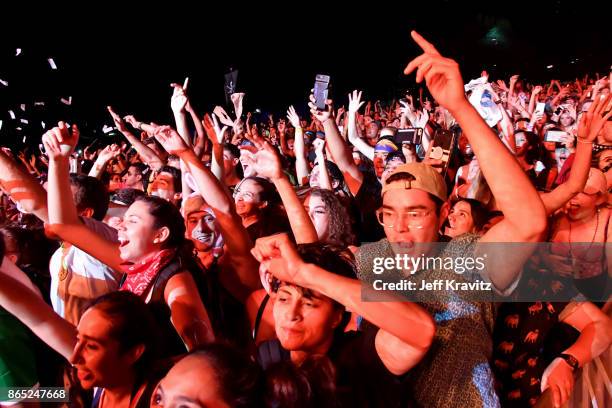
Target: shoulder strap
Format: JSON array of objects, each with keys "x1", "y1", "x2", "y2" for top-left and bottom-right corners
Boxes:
[
  {"x1": 252, "y1": 293, "x2": 270, "y2": 341},
  {"x1": 147, "y1": 257, "x2": 183, "y2": 303}
]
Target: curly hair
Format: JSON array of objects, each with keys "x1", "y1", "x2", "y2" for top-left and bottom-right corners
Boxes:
[{"x1": 307, "y1": 188, "x2": 355, "y2": 247}]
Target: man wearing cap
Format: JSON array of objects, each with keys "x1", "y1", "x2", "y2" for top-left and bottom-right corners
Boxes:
[{"x1": 354, "y1": 32, "x2": 547, "y2": 407}]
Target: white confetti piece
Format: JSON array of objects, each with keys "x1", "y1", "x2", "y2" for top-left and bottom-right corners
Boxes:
[
  {"x1": 41, "y1": 121, "x2": 46, "y2": 129},
  {"x1": 546, "y1": 65, "x2": 554, "y2": 69},
  {"x1": 34, "y1": 101, "x2": 45, "y2": 106},
  {"x1": 0, "y1": 120, "x2": 3, "y2": 130},
  {"x1": 48, "y1": 58, "x2": 58, "y2": 70},
  {"x1": 16, "y1": 127, "x2": 22, "y2": 131},
  {"x1": 20, "y1": 118, "x2": 28, "y2": 124},
  {"x1": 16, "y1": 48, "x2": 21, "y2": 56},
  {"x1": 60, "y1": 96, "x2": 72, "y2": 105},
  {"x1": 0, "y1": 79, "x2": 8, "y2": 87},
  {"x1": 183, "y1": 77, "x2": 189, "y2": 90},
  {"x1": 102, "y1": 125, "x2": 115, "y2": 134},
  {"x1": 8, "y1": 110, "x2": 15, "y2": 119},
  {"x1": 22, "y1": 136, "x2": 27, "y2": 143},
  {"x1": 20, "y1": 104, "x2": 26, "y2": 111}
]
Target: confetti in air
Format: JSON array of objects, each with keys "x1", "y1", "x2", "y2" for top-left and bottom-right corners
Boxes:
[
  {"x1": 8, "y1": 110, "x2": 15, "y2": 120},
  {"x1": 0, "y1": 79, "x2": 8, "y2": 87},
  {"x1": 48, "y1": 58, "x2": 58, "y2": 70},
  {"x1": 60, "y1": 96, "x2": 72, "y2": 106}
]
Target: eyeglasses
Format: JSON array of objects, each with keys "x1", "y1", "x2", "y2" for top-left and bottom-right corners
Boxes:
[
  {"x1": 233, "y1": 189, "x2": 257, "y2": 201},
  {"x1": 376, "y1": 209, "x2": 432, "y2": 230}
]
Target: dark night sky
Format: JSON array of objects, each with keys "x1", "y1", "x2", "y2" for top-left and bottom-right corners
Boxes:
[{"x1": 0, "y1": 1, "x2": 609, "y2": 148}]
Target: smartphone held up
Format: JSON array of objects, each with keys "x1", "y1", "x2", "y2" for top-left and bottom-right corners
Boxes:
[{"x1": 314, "y1": 74, "x2": 331, "y2": 111}]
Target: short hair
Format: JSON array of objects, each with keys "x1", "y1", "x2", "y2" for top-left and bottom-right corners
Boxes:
[
  {"x1": 69, "y1": 174, "x2": 109, "y2": 221},
  {"x1": 159, "y1": 165, "x2": 182, "y2": 193},
  {"x1": 111, "y1": 188, "x2": 146, "y2": 206},
  {"x1": 223, "y1": 143, "x2": 241, "y2": 159},
  {"x1": 385, "y1": 150, "x2": 406, "y2": 165}
]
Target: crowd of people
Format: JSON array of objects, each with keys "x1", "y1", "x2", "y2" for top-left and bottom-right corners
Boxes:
[{"x1": 0, "y1": 31, "x2": 610, "y2": 407}]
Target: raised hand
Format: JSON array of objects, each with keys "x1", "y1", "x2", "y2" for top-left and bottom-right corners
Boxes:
[
  {"x1": 532, "y1": 85, "x2": 543, "y2": 95},
  {"x1": 42, "y1": 121, "x2": 80, "y2": 160},
  {"x1": 577, "y1": 94, "x2": 612, "y2": 142},
  {"x1": 211, "y1": 113, "x2": 228, "y2": 144},
  {"x1": 313, "y1": 138, "x2": 326, "y2": 158},
  {"x1": 348, "y1": 90, "x2": 365, "y2": 114},
  {"x1": 286, "y1": 106, "x2": 301, "y2": 128},
  {"x1": 252, "y1": 141, "x2": 284, "y2": 181},
  {"x1": 509, "y1": 74, "x2": 520, "y2": 85},
  {"x1": 107, "y1": 106, "x2": 128, "y2": 132},
  {"x1": 251, "y1": 233, "x2": 305, "y2": 285},
  {"x1": 97, "y1": 144, "x2": 122, "y2": 163},
  {"x1": 123, "y1": 114, "x2": 141, "y2": 130},
  {"x1": 152, "y1": 125, "x2": 189, "y2": 155},
  {"x1": 170, "y1": 83, "x2": 188, "y2": 114},
  {"x1": 308, "y1": 93, "x2": 334, "y2": 123},
  {"x1": 496, "y1": 80, "x2": 509, "y2": 92},
  {"x1": 403, "y1": 31, "x2": 467, "y2": 112}
]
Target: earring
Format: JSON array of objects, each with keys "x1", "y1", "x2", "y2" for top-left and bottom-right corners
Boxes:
[{"x1": 153, "y1": 239, "x2": 159, "y2": 244}]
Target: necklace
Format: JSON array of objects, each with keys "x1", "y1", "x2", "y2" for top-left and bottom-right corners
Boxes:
[{"x1": 568, "y1": 208, "x2": 600, "y2": 269}]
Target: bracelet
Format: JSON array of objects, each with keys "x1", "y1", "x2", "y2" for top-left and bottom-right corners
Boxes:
[{"x1": 576, "y1": 138, "x2": 593, "y2": 144}]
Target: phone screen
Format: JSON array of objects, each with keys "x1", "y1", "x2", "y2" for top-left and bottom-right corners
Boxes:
[
  {"x1": 314, "y1": 74, "x2": 330, "y2": 110},
  {"x1": 395, "y1": 128, "x2": 423, "y2": 145}
]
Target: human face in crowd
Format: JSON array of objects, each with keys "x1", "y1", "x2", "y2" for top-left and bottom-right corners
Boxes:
[
  {"x1": 234, "y1": 178, "x2": 265, "y2": 218},
  {"x1": 559, "y1": 112, "x2": 574, "y2": 128},
  {"x1": 117, "y1": 200, "x2": 165, "y2": 262},
  {"x1": 304, "y1": 194, "x2": 330, "y2": 242},
  {"x1": 379, "y1": 188, "x2": 446, "y2": 257},
  {"x1": 149, "y1": 172, "x2": 176, "y2": 201},
  {"x1": 123, "y1": 165, "x2": 142, "y2": 189},
  {"x1": 239, "y1": 149, "x2": 257, "y2": 178},
  {"x1": 373, "y1": 151, "x2": 388, "y2": 178},
  {"x1": 352, "y1": 150, "x2": 362, "y2": 166},
  {"x1": 109, "y1": 160, "x2": 122, "y2": 174},
  {"x1": 565, "y1": 190, "x2": 601, "y2": 221},
  {"x1": 555, "y1": 147, "x2": 570, "y2": 170},
  {"x1": 186, "y1": 210, "x2": 218, "y2": 252},
  {"x1": 309, "y1": 164, "x2": 340, "y2": 190},
  {"x1": 444, "y1": 200, "x2": 476, "y2": 238},
  {"x1": 287, "y1": 138, "x2": 295, "y2": 152},
  {"x1": 108, "y1": 173, "x2": 123, "y2": 192},
  {"x1": 597, "y1": 150, "x2": 612, "y2": 189},
  {"x1": 151, "y1": 354, "x2": 230, "y2": 408},
  {"x1": 365, "y1": 122, "x2": 380, "y2": 147},
  {"x1": 273, "y1": 283, "x2": 341, "y2": 355},
  {"x1": 222, "y1": 149, "x2": 239, "y2": 176},
  {"x1": 70, "y1": 308, "x2": 137, "y2": 390},
  {"x1": 381, "y1": 157, "x2": 405, "y2": 184},
  {"x1": 514, "y1": 132, "x2": 529, "y2": 156}
]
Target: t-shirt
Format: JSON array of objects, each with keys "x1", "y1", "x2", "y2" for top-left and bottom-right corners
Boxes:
[
  {"x1": 49, "y1": 217, "x2": 122, "y2": 325},
  {"x1": 257, "y1": 328, "x2": 411, "y2": 407},
  {"x1": 356, "y1": 235, "x2": 502, "y2": 408}
]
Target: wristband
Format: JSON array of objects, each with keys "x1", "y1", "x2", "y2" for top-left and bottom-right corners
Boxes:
[
  {"x1": 576, "y1": 138, "x2": 593, "y2": 144},
  {"x1": 559, "y1": 353, "x2": 579, "y2": 371}
]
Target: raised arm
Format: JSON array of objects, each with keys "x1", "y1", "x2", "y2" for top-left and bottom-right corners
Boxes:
[
  {"x1": 347, "y1": 90, "x2": 375, "y2": 161},
  {"x1": 404, "y1": 31, "x2": 547, "y2": 291},
  {"x1": 0, "y1": 149, "x2": 49, "y2": 223},
  {"x1": 170, "y1": 83, "x2": 192, "y2": 146},
  {"x1": 308, "y1": 95, "x2": 364, "y2": 195},
  {"x1": 540, "y1": 94, "x2": 612, "y2": 215},
  {"x1": 110, "y1": 108, "x2": 164, "y2": 170},
  {"x1": 250, "y1": 137, "x2": 318, "y2": 244},
  {"x1": 88, "y1": 144, "x2": 121, "y2": 179},
  {"x1": 0, "y1": 269, "x2": 76, "y2": 360},
  {"x1": 287, "y1": 106, "x2": 310, "y2": 186},
  {"x1": 252, "y1": 234, "x2": 435, "y2": 375},
  {"x1": 541, "y1": 302, "x2": 612, "y2": 408},
  {"x1": 43, "y1": 122, "x2": 123, "y2": 271},
  {"x1": 153, "y1": 126, "x2": 261, "y2": 301},
  {"x1": 313, "y1": 139, "x2": 332, "y2": 190}
]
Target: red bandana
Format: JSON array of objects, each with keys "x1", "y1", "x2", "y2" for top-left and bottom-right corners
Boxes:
[{"x1": 120, "y1": 249, "x2": 176, "y2": 296}]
